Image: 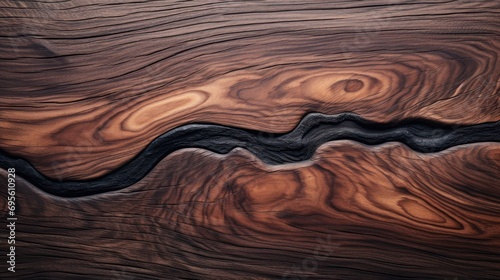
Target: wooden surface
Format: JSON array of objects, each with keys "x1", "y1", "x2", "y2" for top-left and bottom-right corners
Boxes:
[
  {"x1": 1, "y1": 0, "x2": 500, "y2": 279},
  {"x1": 1, "y1": 143, "x2": 500, "y2": 279},
  {"x1": 1, "y1": 0, "x2": 499, "y2": 180}
]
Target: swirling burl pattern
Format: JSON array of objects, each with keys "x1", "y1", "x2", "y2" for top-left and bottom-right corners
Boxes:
[
  {"x1": 1, "y1": 113, "x2": 499, "y2": 196},
  {"x1": 0, "y1": 0, "x2": 500, "y2": 279},
  {"x1": 1, "y1": 0, "x2": 499, "y2": 180},
  {"x1": 1, "y1": 143, "x2": 499, "y2": 279}
]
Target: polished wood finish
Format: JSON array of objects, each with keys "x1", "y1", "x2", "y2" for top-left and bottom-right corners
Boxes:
[
  {"x1": 0, "y1": 0, "x2": 499, "y2": 279},
  {"x1": 1, "y1": 143, "x2": 499, "y2": 279},
  {"x1": 1, "y1": 0, "x2": 499, "y2": 180}
]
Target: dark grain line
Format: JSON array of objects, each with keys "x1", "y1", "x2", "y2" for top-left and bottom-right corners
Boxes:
[
  {"x1": 0, "y1": 113, "x2": 498, "y2": 197},
  {"x1": 1, "y1": 0, "x2": 499, "y2": 180},
  {"x1": 1, "y1": 142, "x2": 498, "y2": 279}
]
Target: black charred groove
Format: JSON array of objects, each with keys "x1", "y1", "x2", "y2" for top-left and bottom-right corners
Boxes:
[{"x1": 0, "y1": 113, "x2": 499, "y2": 197}]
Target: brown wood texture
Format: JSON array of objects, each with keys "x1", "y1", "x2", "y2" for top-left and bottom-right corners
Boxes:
[
  {"x1": 1, "y1": 0, "x2": 499, "y2": 180},
  {"x1": 1, "y1": 0, "x2": 500, "y2": 279},
  {"x1": 1, "y1": 142, "x2": 500, "y2": 279}
]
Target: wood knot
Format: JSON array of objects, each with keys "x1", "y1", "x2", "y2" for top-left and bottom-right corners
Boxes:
[{"x1": 343, "y1": 79, "x2": 364, "y2": 92}]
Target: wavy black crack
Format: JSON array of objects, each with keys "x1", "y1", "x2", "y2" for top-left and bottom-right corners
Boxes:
[{"x1": 1, "y1": 113, "x2": 499, "y2": 197}]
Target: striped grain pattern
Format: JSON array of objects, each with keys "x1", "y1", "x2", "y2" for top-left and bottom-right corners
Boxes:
[
  {"x1": 1, "y1": 0, "x2": 499, "y2": 179},
  {"x1": 1, "y1": 142, "x2": 500, "y2": 279},
  {"x1": 1, "y1": 0, "x2": 500, "y2": 279}
]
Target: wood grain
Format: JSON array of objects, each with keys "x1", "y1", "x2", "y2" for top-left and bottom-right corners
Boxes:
[
  {"x1": 1, "y1": 113, "x2": 499, "y2": 196},
  {"x1": 1, "y1": 142, "x2": 499, "y2": 279},
  {"x1": 1, "y1": 0, "x2": 499, "y2": 180},
  {"x1": 1, "y1": 1, "x2": 499, "y2": 279}
]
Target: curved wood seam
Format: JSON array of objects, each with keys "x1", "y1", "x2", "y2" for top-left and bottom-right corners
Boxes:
[{"x1": 0, "y1": 113, "x2": 499, "y2": 197}]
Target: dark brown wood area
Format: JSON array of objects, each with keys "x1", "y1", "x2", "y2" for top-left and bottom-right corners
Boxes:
[
  {"x1": 1, "y1": 0, "x2": 499, "y2": 279},
  {"x1": 1, "y1": 143, "x2": 500, "y2": 279}
]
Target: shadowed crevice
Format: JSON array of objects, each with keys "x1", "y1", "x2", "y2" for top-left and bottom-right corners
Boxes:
[{"x1": 1, "y1": 113, "x2": 499, "y2": 197}]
